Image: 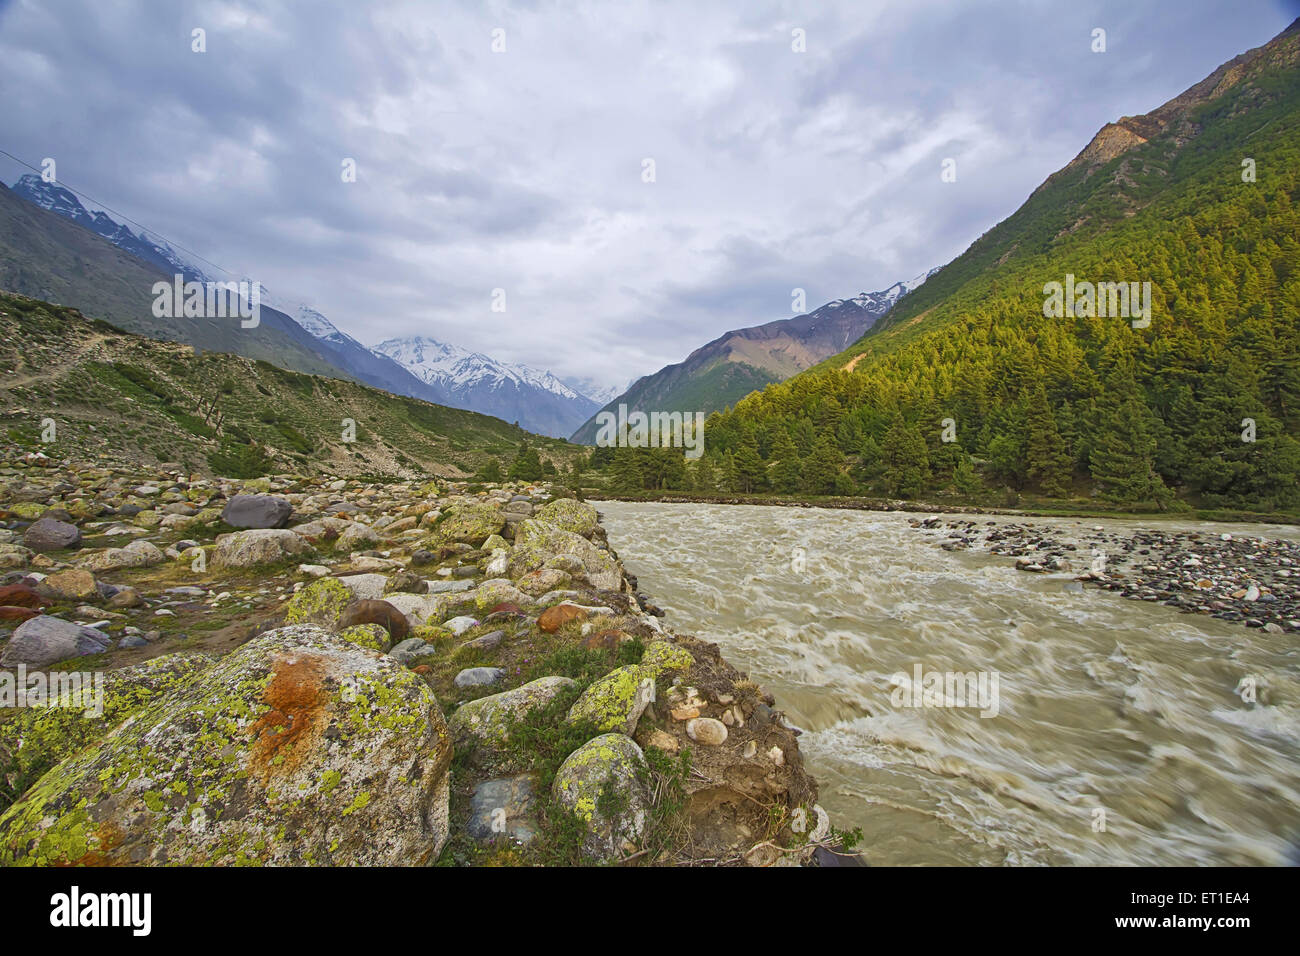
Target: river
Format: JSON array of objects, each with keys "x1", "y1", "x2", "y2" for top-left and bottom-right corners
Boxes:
[{"x1": 596, "y1": 500, "x2": 1300, "y2": 866}]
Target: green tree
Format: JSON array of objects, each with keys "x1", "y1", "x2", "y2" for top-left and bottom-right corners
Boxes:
[
  {"x1": 1024, "y1": 383, "x2": 1073, "y2": 497},
  {"x1": 881, "y1": 418, "x2": 930, "y2": 498}
]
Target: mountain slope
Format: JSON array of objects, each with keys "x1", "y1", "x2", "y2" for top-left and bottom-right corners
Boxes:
[
  {"x1": 373, "y1": 336, "x2": 598, "y2": 439},
  {"x1": 570, "y1": 272, "x2": 933, "y2": 444},
  {"x1": 4, "y1": 177, "x2": 458, "y2": 407},
  {"x1": 696, "y1": 18, "x2": 1300, "y2": 512},
  {"x1": 0, "y1": 291, "x2": 577, "y2": 478}
]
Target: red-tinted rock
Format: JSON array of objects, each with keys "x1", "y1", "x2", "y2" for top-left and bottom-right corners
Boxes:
[
  {"x1": 339, "y1": 599, "x2": 410, "y2": 641},
  {"x1": 0, "y1": 606, "x2": 41, "y2": 623},
  {"x1": 538, "y1": 603, "x2": 587, "y2": 634},
  {"x1": 0, "y1": 583, "x2": 52, "y2": 609}
]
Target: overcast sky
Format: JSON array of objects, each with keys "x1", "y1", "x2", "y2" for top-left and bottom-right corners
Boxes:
[{"x1": 2, "y1": 0, "x2": 1296, "y2": 393}]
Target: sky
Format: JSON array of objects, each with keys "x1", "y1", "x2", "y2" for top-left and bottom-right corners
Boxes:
[{"x1": 1, "y1": 0, "x2": 1297, "y2": 396}]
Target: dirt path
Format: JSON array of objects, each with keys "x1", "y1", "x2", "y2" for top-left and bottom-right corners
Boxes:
[{"x1": 0, "y1": 332, "x2": 109, "y2": 390}]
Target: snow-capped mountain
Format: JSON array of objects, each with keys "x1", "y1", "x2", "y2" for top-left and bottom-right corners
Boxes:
[
  {"x1": 824, "y1": 268, "x2": 940, "y2": 313},
  {"x1": 561, "y1": 375, "x2": 626, "y2": 407},
  {"x1": 11, "y1": 174, "x2": 219, "y2": 284},
  {"x1": 8, "y1": 173, "x2": 593, "y2": 436},
  {"x1": 372, "y1": 336, "x2": 598, "y2": 438}
]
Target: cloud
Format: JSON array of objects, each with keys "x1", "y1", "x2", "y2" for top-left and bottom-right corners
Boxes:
[{"x1": 0, "y1": 0, "x2": 1292, "y2": 392}]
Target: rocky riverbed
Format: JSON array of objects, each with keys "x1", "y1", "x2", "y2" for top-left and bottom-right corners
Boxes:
[
  {"x1": 910, "y1": 516, "x2": 1300, "y2": 633},
  {"x1": 0, "y1": 452, "x2": 837, "y2": 866}
]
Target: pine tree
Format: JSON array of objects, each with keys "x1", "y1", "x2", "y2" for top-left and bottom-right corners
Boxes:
[
  {"x1": 1090, "y1": 366, "x2": 1171, "y2": 507},
  {"x1": 770, "y1": 431, "x2": 801, "y2": 493},
  {"x1": 1024, "y1": 383, "x2": 1073, "y2": 497},
  {"x1": 882, "y1": 418, "x2": 930, "y2": 498},
  {"x1": 802, "y1": 435, "x2": 841, "y2": 495}
]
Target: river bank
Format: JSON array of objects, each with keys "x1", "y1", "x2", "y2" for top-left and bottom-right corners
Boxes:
[
  {"x1": 596, "y1": 500, "x2": 1300, "y2": 866},
  {"x1": 910, "y1": 515, "x2": 1300, "y2": 635},
  {"x1": 591, "y1": 489, "x2": 1300, "y2": 527},
  {"x1": 0, "y1": 454, "x2": 840, "y2": 866}
]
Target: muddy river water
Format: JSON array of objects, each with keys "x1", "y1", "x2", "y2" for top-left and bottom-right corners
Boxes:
[{"x1": 597, "y1": 501, "x2": 1300, "y2": 865}]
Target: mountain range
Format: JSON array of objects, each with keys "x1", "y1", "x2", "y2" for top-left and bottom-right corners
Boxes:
[
  {"x1": 4, "y1": 175, "x2": 603, "y2": 437},
  {"x1": 569, "y1": 270, "x2": 937, "y2": 443}
]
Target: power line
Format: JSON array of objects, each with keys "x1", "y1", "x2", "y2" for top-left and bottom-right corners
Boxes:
[{"x1": 0, "y1": 148, "x2": 240, "y2": 279}]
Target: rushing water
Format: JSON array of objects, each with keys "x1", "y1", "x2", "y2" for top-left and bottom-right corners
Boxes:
[{"x1": 596, "y1": 501, "x2": 1300, "y2": 866}]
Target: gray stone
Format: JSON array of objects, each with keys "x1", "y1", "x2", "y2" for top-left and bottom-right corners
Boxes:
[
  {"x1": 462, "y1": 629, "x2": 505, "y2": 652},
  {"x1": 454, "y1": 667, "x2": 506, "y2": 689},
  {"x1": 388, "y1": 638, "x2": 433, "y2": 665},
  {"x1": 0, "y1": 616, "x2": 111, "y2": 667},
  {"x1": 23, "y1": 517, "x2": 82, "y2": 552},
  {"x1": 221, "y1": 494, "x2": 294, "y2": 529},
  {"x1": 466, "y1": 774, "x2": 539, "y2": 844}
]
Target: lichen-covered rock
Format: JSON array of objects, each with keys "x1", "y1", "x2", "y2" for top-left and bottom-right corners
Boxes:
[
  {"x1": 552, "y1": 733, "x2": 649, "y2": 862},
  {"x1": 0, "y1": 544, "x2": 31, "y2": 570},
  {"x1": 517, "y1": 567, "x2": 572, "y2": 597},
  {"x1": 0, "y1": 654, "x2": 213, "y2": 800},
  {"x1": 0, "y1": 625, "x2": 454, "y2": 865},
  {"x1": 336, "y1": 522, "x2": 379, "y2": 551},
  {"x1": 79, "y1": 539, "x2": 164, "y2": 572},
  {"x1": 338, "y1": 622, "x2": 390, "y2": 652},
  {"x1": 448, "y1": 676, "x2": 576, "y2": 767},
  {"x1": 35, "y1": 569, "x2": 97, "y2": 602},
  {"x1": 509, "y1": 520, "x2": 620, "y2": 590},
  {"x1": 284, "y1": 577, "x2": 352, "y2": 628},
  {"x1": 534, "y1": 498, "x2": 599, "y2": 538},
  {"x1": 428, "y1": 501, "x2": 505, "y2": 547},
  {"x1": 640, "y1": 640, "x2": 694, "y2": 678},
  {"x1": 470, "y1": 579, "x2": 531, "y2": 612},
  {"x1": 212, "y1": 529, "x2": 313, "y2": 569},
  {"x1": 566, "y1": 664, "x2": 656, "y2": 736}
]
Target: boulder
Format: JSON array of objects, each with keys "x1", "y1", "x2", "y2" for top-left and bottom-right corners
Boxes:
[
  {"x1": 0, "y1": 654, "x2": 213, "y2": 789},
  {"x1": 339, "y1": 599, "x2": 410, "y2": 642},
  {"x1": 336, "y1": 523, "x2": 379, "y2": 551},
  {"x1": 79, "y1": 539, "x2": 164, "y2": 572},
  {"x1": 534, "y1": 498, "x2": 599, "y2": 538},
  {"x1": 338, "y1": 622, "x2": 390, "y2": 652},
  {"x1": 454, "y1": 667, "x2": 506, "y2": 689},
  {"x1": 0, "y1": 616, "x2": 111, "y2": 668},
  {"x1": 212, "y1": 529, "x2": 313, "y2": 569},
  {"x1": 388, "y1": 637, "x2": 434, "y2": 666},
  {"x1": 510, "y1": 520, "x2": 620, "y2": 590},
  {"x1": 22, "y1": 518, "x2": 81, "y2": 552},
  {"x1": 552, "y1": 734, "x2": 649, "y2": 862},
  {"x1": 35, "y1": 570, "x2": 97, "y2": 603},
  {"x1": 428, "y1": 501, "x2": 504, "y2": 546},
  {"x1": 334, "y1": 573, "x2": 389, "y2": 601},
  {"x1": 448, "y1": 676, "x2": 577, "y2": 766},
  {"x1": 0, "y1": 582, "x2": 53, "y2": 609},
  {"x1": 567, "y1": 664, "x2": 656, "y2": 736},
  {"x1": 220, "y1": 494, "x2": 294, "y2": 529},
  {"x1": 0, "y1": 625, "x2": 454, "y2": 866},
  {"x1": 283, "y1": 577, "x2": 352, "y2": 628}
]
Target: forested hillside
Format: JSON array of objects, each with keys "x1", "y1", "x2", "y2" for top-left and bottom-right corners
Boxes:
[{"x1": 597, "y1": 20, "x2": 1300, "y2": 515}]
